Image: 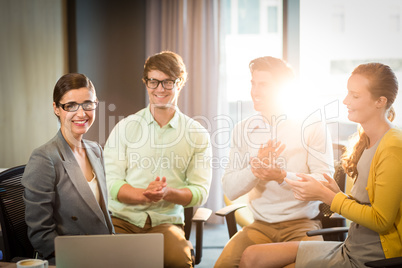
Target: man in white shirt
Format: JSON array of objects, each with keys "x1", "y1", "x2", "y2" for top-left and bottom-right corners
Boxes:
[{"x1": 215, "y1": 56, "x2": 334, "y2": 268}]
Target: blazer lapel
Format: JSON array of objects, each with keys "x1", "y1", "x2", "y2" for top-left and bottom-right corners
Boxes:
[
  {"x1": 84, "y1": 140, "x2": 114, "y2": 232},
  {"x1": 57, "y1": 131, "x2": 110, "y2": 228},
  {"x1": 84, "y1": 142, "x2": 107, "y2": 204}
]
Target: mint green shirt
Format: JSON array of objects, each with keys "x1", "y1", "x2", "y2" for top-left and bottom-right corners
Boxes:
[{"x1": 104, "y1": 106, "x2": 212, "y2": 227}]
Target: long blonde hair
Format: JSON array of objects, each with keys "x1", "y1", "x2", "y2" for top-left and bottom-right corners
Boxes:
[{"x1": 342, "y1": 63, "x2": 398, "y2": 179}]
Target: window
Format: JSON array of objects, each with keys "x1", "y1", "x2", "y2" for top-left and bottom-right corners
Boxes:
[
  {"x1": 299, "y1": 0, "x2": 402, "y2": 130},
  {"x1": 220, "y1": 0, "x2": 402, "y2": 144},
  {"x1": 220, "y1": 0, "x2": 283, "y2": 122}
]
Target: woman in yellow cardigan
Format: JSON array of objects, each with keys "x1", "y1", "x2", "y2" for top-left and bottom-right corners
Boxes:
[{"x1": 239, "y1": 62, "x2": 402, "y2": 268}]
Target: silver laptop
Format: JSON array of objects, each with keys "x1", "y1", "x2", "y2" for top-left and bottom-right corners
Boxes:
[{"x1": 55, "y1": 233, "x2": 164, "y2": 268}]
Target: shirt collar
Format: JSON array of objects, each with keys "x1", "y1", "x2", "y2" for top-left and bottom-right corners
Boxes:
[
  {"x1": 167, "y1": 108, "x2": 180, "y2": 129},
  {"x1": 145, "y1": 105, "x2": 180, "y2": 129}
]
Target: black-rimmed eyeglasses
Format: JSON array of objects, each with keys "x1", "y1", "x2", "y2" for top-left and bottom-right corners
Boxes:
[
  {"x1": 58, "y1": 101, "x2": 98, "y2": 112},
  {"x1": 145, "y1": 78, "x2": 180, "y2": 90}
]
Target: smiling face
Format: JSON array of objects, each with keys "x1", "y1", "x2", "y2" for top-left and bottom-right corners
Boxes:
[
  {"x1": 146, "y1": 70, "x2": 181, "y2": 109},
  {"x1": 250, "y1": 70, "x2": 280, "y2": 114},
  {"x1": 343, "y1": 74, "x2": 381, "y2": 125},
  {"x1": 53, "y1": 87, "x2": 96, "y2": 142}
]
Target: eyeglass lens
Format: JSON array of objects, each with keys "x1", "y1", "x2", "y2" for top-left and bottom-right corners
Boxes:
[
  {"x1": 60, "y1": 102, "x2": 98, "y2": 112},
  {"x1": 146, "y1": 79, "x2": 175, "y2": 89}
]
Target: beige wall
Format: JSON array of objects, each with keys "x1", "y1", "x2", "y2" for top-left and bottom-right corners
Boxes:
[{"x1": 0, "y1": 0, "x2": 68, "y2": 168}]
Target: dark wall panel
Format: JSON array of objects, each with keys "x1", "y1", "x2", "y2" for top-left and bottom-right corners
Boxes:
[{"x1": 68, "y1": 0, "x2": 147, "y2": 145}]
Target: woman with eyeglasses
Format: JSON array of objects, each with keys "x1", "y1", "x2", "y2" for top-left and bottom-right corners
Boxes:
[{"x1": 22, "y1": 73, "x2": 114, "y2": 264}]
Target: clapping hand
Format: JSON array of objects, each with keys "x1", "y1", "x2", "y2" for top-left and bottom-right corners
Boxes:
[
  {"x1": 285, "y1": 173, "x2": 338, "y2": 205},
  {"x1": 143, "y1": 176, "x2": 167, "y2": 202},
  {"x1": 250, "y1": 139, "x2": 286, "y2": 183},
  {"x1": 257, "y1": 140, "x2": 286, "y2": 167},
  {"x1": 321, "y1": 173, "x2": 341, "y2": 194}
]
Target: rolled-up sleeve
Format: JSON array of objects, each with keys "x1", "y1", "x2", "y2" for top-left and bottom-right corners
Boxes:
[
  {"x1": 104, "y1": 118, "x2": 130, "y2": 200},
  {"x1": 183, "y1": 125, "x2": 212, "y2": 207}
]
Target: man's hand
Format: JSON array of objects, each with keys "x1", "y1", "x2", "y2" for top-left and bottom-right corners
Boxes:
[
  {"x1": 142, "y1": 176, "x2": 193, "y2": 206},
  {"x1": 250, "y1": 139, "x2": 287, "y2": 183},
  {"x1": 143, "y1": 176, "x2": 167, "y2": 202},
  {"x1": 257, "y1": 140, "x2": 286, "y2": 167},
  {"x1": 250, "y1": 157, "x2": 286, "y2": 183},
  {"x1": 117, "y1": 184, "x2": 152, "y2": 205}
]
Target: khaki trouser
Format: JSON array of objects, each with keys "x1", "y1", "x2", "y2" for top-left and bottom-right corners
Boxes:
[
  {"x1": 214, "y1": 218, "x2": 323, "y2": 268},
  {"x1": 112, "y1": 216, "x2": 193, "y2": 268}
]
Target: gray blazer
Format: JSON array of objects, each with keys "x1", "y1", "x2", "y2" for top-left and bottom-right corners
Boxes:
[{"x1": 22, "y1": 130, "x2": 114, "y2": 258}]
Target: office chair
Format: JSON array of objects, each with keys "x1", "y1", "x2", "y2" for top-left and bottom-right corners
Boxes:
[
  {"x1": 0, "y1": 165, "x2": 36, "y2": 262},
  {"x1": 184, "y1": 206, "x2": 212, "y2": 266}
]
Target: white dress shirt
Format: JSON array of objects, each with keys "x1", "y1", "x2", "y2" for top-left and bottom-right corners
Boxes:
[{"x1": 222, "y1": 113, "x2": 335, "y2": 223}]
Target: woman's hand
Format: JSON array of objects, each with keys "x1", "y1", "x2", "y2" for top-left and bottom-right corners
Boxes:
[
  {"x1": 285, "y1": 173, "x2": 336, "y2": 205},
  {"x1": 321, "y1": 173, "x2": 341, "y2": 194}
]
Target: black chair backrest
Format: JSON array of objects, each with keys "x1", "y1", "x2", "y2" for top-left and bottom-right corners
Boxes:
[
  {"x1": 317, "y1": 161, "x2": 347, "y2": 241},
  {"x1": 319, "y1": 144, "x2": 347, "y2": 221},
  {"x1": 184, "y1": 206, "x2": 193, "y2": 241},
  {"x1": 0, "y1": 165, "x2": 35, "y2": 261},
  {"x1": 319, "y1": 162, "x2": 346, "y2": 218}
]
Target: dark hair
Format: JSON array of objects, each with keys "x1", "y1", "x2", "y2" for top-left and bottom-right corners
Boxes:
[
  {"x1": 142, "y1": 51, "x2": 187, "y2": 88},
  {"x1": 342, "y1": 63, "x2": 398, "y2": 179},
  {"x1": 53, "y1": 73, "x2": 95, "y2": 106},
  {"x1": 249, "y1": 56, "x2": 295, "y2": 85}
]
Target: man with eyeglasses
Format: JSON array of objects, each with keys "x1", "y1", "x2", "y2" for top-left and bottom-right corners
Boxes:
[{"x1": 104, "y1": 51, "x2": 212, "y2": 268}]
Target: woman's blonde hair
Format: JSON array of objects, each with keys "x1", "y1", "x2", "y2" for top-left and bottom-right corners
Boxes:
[{"x1": 342, "y1": 63, "x2": 398, "y2": 179}]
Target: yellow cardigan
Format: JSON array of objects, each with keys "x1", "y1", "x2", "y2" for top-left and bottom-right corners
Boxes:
[{"x1": 331, "y1": 128, "x2": 402, "y2": 258}]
